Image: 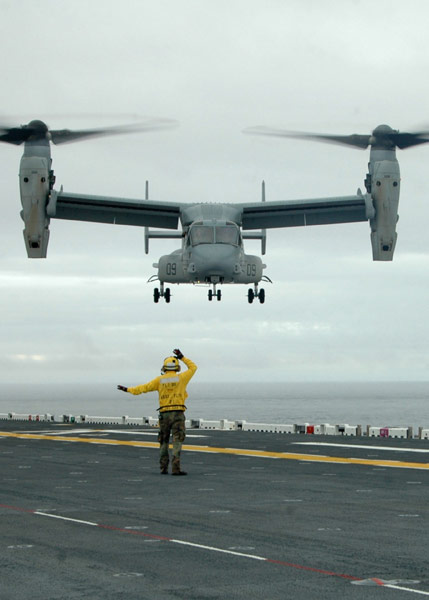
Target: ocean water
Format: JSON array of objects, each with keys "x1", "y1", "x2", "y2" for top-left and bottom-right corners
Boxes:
[{"x1": 1, "y1": 381, "x2": 428, "y2": 430}]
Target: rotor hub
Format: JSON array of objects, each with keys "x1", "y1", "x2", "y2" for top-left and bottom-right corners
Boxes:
[{"x1": 26, "y1": 120, "x2": 49, "y2": 133}]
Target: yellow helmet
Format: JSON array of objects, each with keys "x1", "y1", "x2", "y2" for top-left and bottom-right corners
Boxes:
[{"x1": 161, "y1": 356, "x2": 181, "y2": 373}]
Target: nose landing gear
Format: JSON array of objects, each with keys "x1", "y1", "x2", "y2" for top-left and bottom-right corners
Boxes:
[{"x1": 208, "y1": 284, "x2": 222, "y2": 301}]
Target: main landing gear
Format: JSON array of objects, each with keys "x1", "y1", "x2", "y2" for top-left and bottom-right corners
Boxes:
[
  {"x1": 153, "y1": 282, "x2": 171, "y2": 303},
  {"x1": 248, "y1": 284, "x2": 265, "y2": 304}
]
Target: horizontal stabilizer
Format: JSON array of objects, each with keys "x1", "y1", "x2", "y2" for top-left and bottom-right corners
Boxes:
[
  {"x1": 144, "y1": 227, "x2": 183, "y2": 254},
  {"x1": 242, "y1": 231, "x2": 266, "y2": 255}
]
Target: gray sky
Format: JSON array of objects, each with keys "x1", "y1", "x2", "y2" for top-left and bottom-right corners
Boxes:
[{"x1": 1, "y1": 0, "x2": 429, "y2": 384}]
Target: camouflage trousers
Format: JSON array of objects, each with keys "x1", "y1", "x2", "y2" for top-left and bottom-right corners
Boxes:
[{"x1": 158, "y1": 410, "x2": 186, "y2": 473}]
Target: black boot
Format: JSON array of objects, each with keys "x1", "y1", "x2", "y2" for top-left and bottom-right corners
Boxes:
[{"x1": 172, "y1": 456, "x2": 187, "y2": 476}]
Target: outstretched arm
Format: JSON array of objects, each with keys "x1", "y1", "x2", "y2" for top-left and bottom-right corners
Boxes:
[{"x1": 117, "y1": 375, "x2": 160, "y2": 394}]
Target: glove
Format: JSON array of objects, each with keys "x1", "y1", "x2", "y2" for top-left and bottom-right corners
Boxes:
[
  {"x1": 117, "y1": 385, "x2": 128, "y2": 392},
  {"x1": 173, "y1": 348, "x2": 184, "y2": 359}
]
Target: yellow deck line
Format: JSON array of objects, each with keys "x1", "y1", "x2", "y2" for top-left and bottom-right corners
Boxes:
[{"x1": 1, "y1": 431, "x2": 428, "y2": 470}]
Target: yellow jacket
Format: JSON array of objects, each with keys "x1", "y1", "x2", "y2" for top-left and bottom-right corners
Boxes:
[{"x1": 127, "y1": 356, "x2": 197, "y2": 413}]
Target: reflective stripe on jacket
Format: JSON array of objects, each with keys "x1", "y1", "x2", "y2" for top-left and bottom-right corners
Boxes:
[{"x1": 127, "y1": 356, "x2": 197, "y2": 413}]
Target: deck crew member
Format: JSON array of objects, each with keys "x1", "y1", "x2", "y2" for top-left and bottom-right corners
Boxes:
[{"x1": 117, "y1": 349, "x2": 197, "y2": 476}]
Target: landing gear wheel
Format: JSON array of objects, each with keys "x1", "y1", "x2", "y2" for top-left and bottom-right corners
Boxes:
[
  {"x1": 208, "y1": 290, "x2": 213, "y2": 301},
  {"x1": 154, "y1": 288, "x2": 160, "y2": 303},
  {"x1": 247, "y1": 289, "x2": 254, "y2": 304},
  {"x1": 259, "y1": 288, "x2": 265, "y2": 304},
  {"x1": 216, "y1": 290, "x2": 222, "y2": 301},
  {"x1": 165, "y1": 288, "x2": 171, "y2": 303}
]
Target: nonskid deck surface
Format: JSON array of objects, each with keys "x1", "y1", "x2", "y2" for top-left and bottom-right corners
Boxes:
[{"x1": 1, "y1": 422, "x2": 428, "y2": 599}]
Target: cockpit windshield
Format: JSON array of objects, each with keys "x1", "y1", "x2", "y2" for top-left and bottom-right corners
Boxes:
[
  {"x1": 189, "y1": 223, "x2": 240, "y2": 246},
  {"x1": 190, "y1": 226, "x2": 214, "y2": 245},
  {"x1": 216, "y1": 225, "x2": 239, "y2": 245}
]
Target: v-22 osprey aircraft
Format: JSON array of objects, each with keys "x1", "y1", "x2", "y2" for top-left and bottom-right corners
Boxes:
[{"x1": 3, "y1": 119, "x2": 429, "y2": 303}]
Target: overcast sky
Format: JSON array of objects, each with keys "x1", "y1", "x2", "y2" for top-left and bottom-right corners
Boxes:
[{"x1": 1, "y1": 0, "x2": 429, "y2": 384}]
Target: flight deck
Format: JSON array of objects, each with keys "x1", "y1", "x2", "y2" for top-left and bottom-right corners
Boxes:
[{"x1": 1, "y1": 421, "x2": 428, "y2": 599}]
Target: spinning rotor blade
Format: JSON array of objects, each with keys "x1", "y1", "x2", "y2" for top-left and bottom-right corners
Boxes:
[
  {"x1": 389, "y1": 131, "x2": 429, "y2": 149},
  {"x1": 50, "y1": 119, "x2": 177, "y2": 145},
  {"x1": 244, "y1": 126, "x2": 370, "y2": 149},
  {"x1": 0, "y1": 118, "x2": 177, "y2": 146},
  {"x1": 244, "y1": 124, "x2": 429, "y2": 150}
]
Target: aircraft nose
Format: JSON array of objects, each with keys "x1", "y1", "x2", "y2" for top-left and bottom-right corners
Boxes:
[{"x1": 190, "y1": 244, "x2": 239, "y2": 280}]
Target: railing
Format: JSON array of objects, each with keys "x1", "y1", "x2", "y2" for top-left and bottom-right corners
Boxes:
[{"x1": 0, "y1": 412, "x2": 427, "y2": 439}]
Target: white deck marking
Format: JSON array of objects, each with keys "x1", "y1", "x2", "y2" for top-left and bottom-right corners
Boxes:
[
  {"x1": 103, "y1": 430, "x2": 207, "y2": 438},
  {"x1": 171, "y1": 539, "x2": 266, "y2": 561},
  {"x1": 34, "y1": 511, "x2": 98, "y2": 526},
  {"x1": 351, "y1": 579, "x2": 429, "y2": 595},
  {"x1": 40, "y1": 429, "x2": 207, "y2": 439},
  {"x1": 385, "y1": 584, "x2": 429, "y2": 596},
  {"x1": 294, "y1": 442, "x2": 429, "y2": 453}
]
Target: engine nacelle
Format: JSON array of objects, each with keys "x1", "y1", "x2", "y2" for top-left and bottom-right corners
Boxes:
[
  {"x1": 19, "y1": 156, "x2": 51, "y2": 258},
  {"x1": 369, "y1": 159, "x2": 400, "y2": 261},
  {"x1": 234, "y1": 254, "x2": 265, "y2": 284},
  {"x1": 156, "y1": 250, "x2": 188, "y2": 283}
]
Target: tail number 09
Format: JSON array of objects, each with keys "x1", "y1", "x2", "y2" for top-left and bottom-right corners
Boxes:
[
  {"x1": 246, "y1": 263, "x2": 257, "y2": 277},
  {"x1": 166, "y1": 263, "x2": 177, "y2": 276}
]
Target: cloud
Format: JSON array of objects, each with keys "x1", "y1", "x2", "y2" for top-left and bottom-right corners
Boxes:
[{"x1": 10, "y1": 354, "x2": 46, "y2": 362}]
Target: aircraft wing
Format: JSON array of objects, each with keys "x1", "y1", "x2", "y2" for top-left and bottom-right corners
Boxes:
[
  {"x1": 48, "y1": 190, "x2": 182, "y2": 229},
  {"x1": 238, "y1": 194, "x2": 368, "y2": 230}
]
